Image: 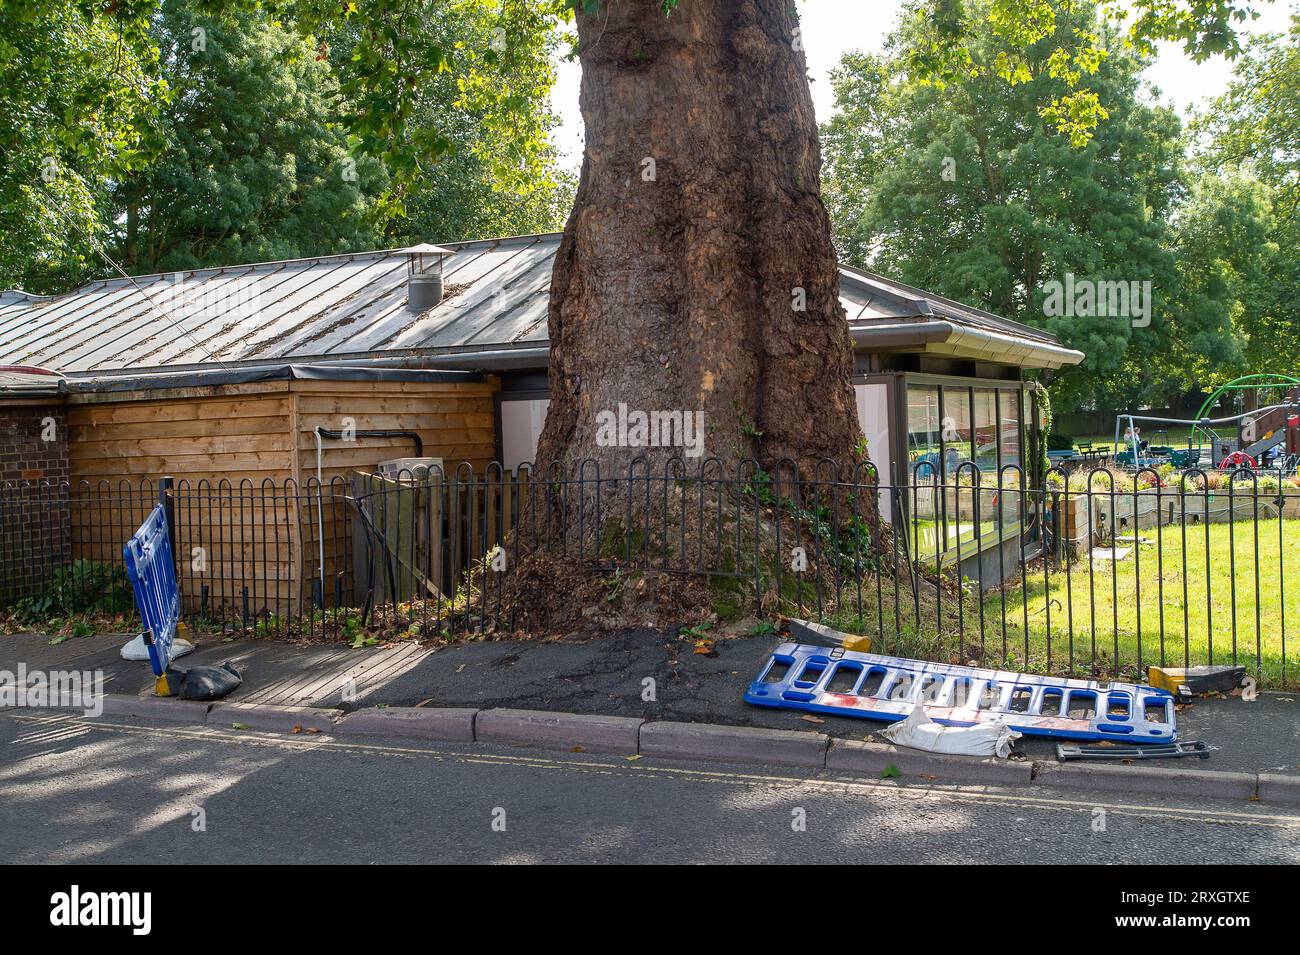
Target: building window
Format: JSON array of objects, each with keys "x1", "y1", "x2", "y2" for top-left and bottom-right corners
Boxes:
[
  {"x1": 942, "y1": 387, "x2": 974, "y2": 477},
  {"x1": 500, "y1": 398, "x2": 549, "y2": 472},
  {"x1": 1000, "y1": 389, "x2": 1024, "y2": 476},
  {"x1": 901, "y1": 377, "x2": 1039, "y2": 561},
  {"x1": 906, "y1": 385, "x2": 942, "y2": 480},
  {"x1": 973, "y1": 387, "x2": 999, "y2": 474}
]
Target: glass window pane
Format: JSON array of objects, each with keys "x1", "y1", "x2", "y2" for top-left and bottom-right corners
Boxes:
[
  {"x1": 942, "y1": 386, "x2": 973, "y2": 475},
  {"x1": 973, "y1": 388, "x2": 998, "y2": 475},
  {"x1": 1000, "y1": 388, "x2": 1023, "y2": 474},
  {"x1": 907, "y1": 385, "x2": 941, "y2": 480},
  {"x1": 1023, "y1": 388, "x2": 1038, "y2": 481},
  {"x1": 907, "y1": 385, "x2": 944, "y2": 556}
]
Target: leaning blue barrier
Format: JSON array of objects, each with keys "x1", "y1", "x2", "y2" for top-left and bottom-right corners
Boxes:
[
  {"x1": 123, "y1": 504, "x2": 181, "y2": 696},
  {"x1": 745, "y1": 642, "x2": 1177, "y2": 744}
]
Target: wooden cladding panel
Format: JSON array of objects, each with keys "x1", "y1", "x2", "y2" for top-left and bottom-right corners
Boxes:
[
  {"x1": 292, "y1": 380, "x2": 499, "y2": 482},
  {"x1": 68, "y1": 390, "x2": 295, "y2": 485},
  {"x1": 60, "y1": 376, "x2": 501, "y2": 613}
]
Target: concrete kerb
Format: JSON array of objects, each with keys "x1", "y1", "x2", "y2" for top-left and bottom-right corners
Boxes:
[
  {"x1": 334, "y1": 706, "x2": 477, "y2": 742},
  {"x1": 209, "y1": 701, "x2": 342, "y2": 734},
  {"x1": 62, "y1": 695, "x2": 1300, "y2": 805},
  {"x1": 351, "y1": 706, "x2": 1300, "y2": 803},
  {"x1": 1256, "y1": 774, "x2": 1300, "y2": 806},
  {"x1": 98, "y1": 694, "x2": 212, "y2": 725},
  {"x1": 475, "y1": 708, "x2": 642, "y2": 753},
  {"x1": 640, "y1": 720, "x2": 830, "y2": 767},
  {"x1": 10, "y1": 692, "x2": 212, "y2": 725},
  {"x1": 1031, "y1": 760, "x2": 1260, "y2": 801}
]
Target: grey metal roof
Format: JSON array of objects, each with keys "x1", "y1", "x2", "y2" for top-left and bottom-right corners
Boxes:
[{"x1": 0, "y1": 232, "x2": 1076, "y2": 380}]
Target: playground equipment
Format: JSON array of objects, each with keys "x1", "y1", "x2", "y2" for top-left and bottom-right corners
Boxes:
[
  {"x1": 1115, "y1": 382, "x2": 1300, "y2": 471},
  {"x1": 1219, "y1": 450, "x2": 1258, "y2": 470},
  {"x1": 1192, "y1": 374, "x2": 1299, "y2": 437},
  {"x1": 1194, "y1": 374, "x2": 1300, "y2": 469}
]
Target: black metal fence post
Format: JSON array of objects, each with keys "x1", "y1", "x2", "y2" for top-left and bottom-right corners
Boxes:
[
  {"x1": 0, "y1": 463, "x2": 1294, "y2": 688},
  {"x1": 158, "y1": 476, "x2": 176, "y2": 555}
]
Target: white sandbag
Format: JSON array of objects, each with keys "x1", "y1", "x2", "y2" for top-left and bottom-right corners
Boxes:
[
  {"x1": 879, "y1": 703, "x2": 1021, "y2": 758},
  {"x1": 120, "y1": 634, "x2": 194, "y2": 662}
]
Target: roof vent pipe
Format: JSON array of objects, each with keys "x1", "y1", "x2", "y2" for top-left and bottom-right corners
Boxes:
[{"x1": 405, "y1": 243, "x2": 452, "y2": 312}]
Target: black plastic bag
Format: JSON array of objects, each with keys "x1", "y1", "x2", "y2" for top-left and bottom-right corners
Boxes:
[{"x1": 172, "y1": 661, "x2": 243, "y2": 701}]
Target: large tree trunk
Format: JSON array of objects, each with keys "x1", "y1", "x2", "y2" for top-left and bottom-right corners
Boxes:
[{"x1": 537, "y1": 0, "x2": 863, "y2": 481}]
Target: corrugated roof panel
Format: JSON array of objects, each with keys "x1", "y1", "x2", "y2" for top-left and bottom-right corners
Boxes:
[
  {"x1": 442, "y1": 238, "x2": 541, "y2": 284},
  {"x1": 457, "y1": 276, "x2": 553, "y2": 347},
  {"x1": 259, "y1": 265, "x2": 409, "y2": 359},
  {"x1": 134, "y1": 257, "x2": 376, "y2": 368},
  {"x1": 120, "y1": 265, "x2": 318, "y2": 369},
  {"x1": 0, "y1": 283, "x2": 136, "y2": 362},
  {"x1": 0, "y1": 295, "x2": 53, "y2": 336},
  {"x1": 0, "y1": 232, "x2": 1070, "y2": 377},
  {"x1": 324, "y1": 240, "x2": 539, "y2": 355},
  {"x1": 25, "y1": 274, "x2": 195, "y2": 362},
  {"x1": 15, "y1": 279, "x2": 171, "y2": 368},
  {"x1": 0, "y1": 288, "x2": 92, "y2": 341},
  {"x1": 396, "y1": 243, "x2": 556, "y2": 351},
  {"x1": 53, "y1": 266, "x2": 274, "y2": 371},
  {"x1": 221, "y1": 256, "x2": 407, "y2": 363},
  {"x1": 508, "y1": 295, "x2": 551, "y2": 343}
]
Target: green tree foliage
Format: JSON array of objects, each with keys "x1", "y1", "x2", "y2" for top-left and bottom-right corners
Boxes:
[
  {"x1": 824, "y1": 0, "x2": 1211, "y2": 412},
  {"x1": 4, "y1": 0, "x2": 572, "y2": 292},
  {"x1": 316, "y1": 0, "x2": 574, "y2": 241},
  {"x1": 1167, "y1": 170, "x2": 1273, "y2": 385},
  {"x1": 1192, "y1": 15, "x2": 1300, "y2": 378},
  {"x1": 0, "y1": 0, "x2": 1272, "y2": 296},
  {"x1": 294, "y1": 0, "x2": 572, "y2": 234},
  {"x1": 116, "y1": 0, "x2": 573, "y2": 273},
  {"x1": 116, "y1": 1, "x2": 388, "y2": 273},
  {"x1": 906, "y1": 0, "x2": 1264, "y2": 145},
  {"x1": 0, "y1": 0, "x2": 166, "y2": 292}
]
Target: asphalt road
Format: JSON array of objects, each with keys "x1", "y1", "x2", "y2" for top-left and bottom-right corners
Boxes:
[{"x1": 2, "y1": 711, "x2": 1297, "y2": 864}]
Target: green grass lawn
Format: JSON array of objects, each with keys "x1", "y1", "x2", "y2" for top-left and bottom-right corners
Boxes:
[
  {"x1": 987, "y1": 516, "x2": 1299, "y2": 686},
  {"x1": 798, "y1": 515, "x2": 1299, "y2": 688}
]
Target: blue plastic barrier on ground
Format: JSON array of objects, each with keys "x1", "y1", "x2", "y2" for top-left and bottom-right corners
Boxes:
[
  {"x1": 123, "y1": 505, "x2": 180, "y2": 683},
  {"x1": 745, "y1": 642, "x2": 1177, "y2": 743}
]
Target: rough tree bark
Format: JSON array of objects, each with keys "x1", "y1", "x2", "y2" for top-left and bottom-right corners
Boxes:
[{"x1": 536, "y1": 0, "x2": 864, "y2": 482}]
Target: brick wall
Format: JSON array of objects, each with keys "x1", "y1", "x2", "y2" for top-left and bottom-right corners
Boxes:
[
  {"x1": 0, "y1": 401, "x2": 71, "y2": 605},
  {"x1": 1, "y1": 401, "x2": 69, "y2": 483}
]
